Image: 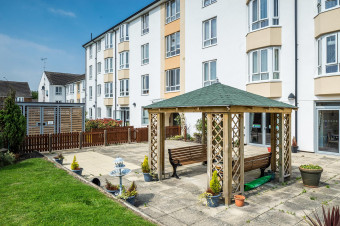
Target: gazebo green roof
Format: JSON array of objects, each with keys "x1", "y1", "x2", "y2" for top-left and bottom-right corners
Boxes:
[{"x1": 145, "y1": 82, "x2": 296, "y2": 109}]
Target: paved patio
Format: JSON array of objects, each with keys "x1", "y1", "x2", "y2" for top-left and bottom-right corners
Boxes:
[{"x1": 47, "y1": 140, "x2": 340, "y2": 226}]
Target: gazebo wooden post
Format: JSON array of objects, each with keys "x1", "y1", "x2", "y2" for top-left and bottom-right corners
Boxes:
[
  {"x1": 270, "y1": 113, "x2": 277, "y2": 172},
  {"x1": 239, "y1": 113, "x2": 245, "y2": 196},
  {"x1": 278, "y1": 113, "x2": 284, "y2": 183},
  {"x1": 157, "y1": 113, "x2": 165, "y2": 181},
  {"x1": 148, "y1": 113, "x2": 152, "y2": 168},
  {"x1": 206, "y1": 113, "x2": 212, "y2": 188},
  {"x1": 288, "y1": 113, "x2": 292, "y2": 176},
  {"x1": 223, "y1": 113, "x2": 232, "y2": 205},
  {"x1": 202, "y1": 113, "x2": 206, "y2": 145}
]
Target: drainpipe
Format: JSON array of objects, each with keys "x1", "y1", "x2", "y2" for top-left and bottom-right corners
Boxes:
[
  {"x1": 294, "y1": 0, "x2": 298, "y2": 142},
  {"x1": 85, "y1": 45, "x2": 87, "y2": 122},
  {"x1": 114, "y1": 30, "x2": 117, "y2": 119},
  {"x1": 95, "y1": 42, "x2": 98, "y2": 119}
]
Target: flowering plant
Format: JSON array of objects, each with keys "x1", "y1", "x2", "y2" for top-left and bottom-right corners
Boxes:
[{"x1": 85, "y1": 118, "x2": 122, "y2": 131}]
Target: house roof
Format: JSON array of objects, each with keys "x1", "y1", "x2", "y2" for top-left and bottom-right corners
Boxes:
[
  {"x1": 65, "y1": 74, "x2": 85, "y2": 85},
  {"x1": 44, "y1": 71, "x2": 84, "y2": 86},
  {"x1": 0, "y1": 81, "x2": 32, "y2": 98},
  {"x1": 145, "y1": 82, "x2": 297, "y2": 110}
]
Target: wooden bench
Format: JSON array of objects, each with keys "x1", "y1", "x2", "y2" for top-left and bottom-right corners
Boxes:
[
  {"x1": 243, "y1": 153, "x2": 272, "y2": 177},
  {"x1": 168, "y1": 145, "x2": 207, "y2": 178}
]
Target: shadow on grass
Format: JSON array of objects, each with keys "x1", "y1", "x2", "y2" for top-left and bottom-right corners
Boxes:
[{"x1": 0, "y1": 161, "x2": 34, "y2": 171}]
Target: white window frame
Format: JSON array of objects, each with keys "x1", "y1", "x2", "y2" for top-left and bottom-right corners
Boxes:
[
  {"x1": 89, "y1": 65, "x2": 93, "y2": 80},
  {"x1": 97, "y1": 84, "x2": 101, "y2": 97},
  {"x1": 202, "y1": 0, "x2": 217, "y2": 7},
  {"x1": 318, "y1": 32, "x2": 340, "y2": 75},
  {"x1": 248, "y1": 0, "x2": 280, "y2": 32},
  {"x1": 141, "y1": 43, "x2": 149, "y2": 65},
  {"x1": 141, "y1": 74, "x2": 149, "y2": 95},
  {"x1": 203, "y1": 17, "x2": 217, "y2": 48},
  {"x1": 55, "y1": 86, "x2": 62, "y2": 95},
  {"x1": 70, "y1": 84, "x2": 74, "y2": 94},
  {"x1": 107, "y1": 107, "x2": 112, "y2": 118},
  {"x1": 166, "y1": 32, "x2": 180, "y2": 58},
  {"x1": 166, "y1": 68, "x2": 180, "y2": 92},
  {"x1": 97, "y1": 40, "x2": 101, "y2": 52},
  {"x1": 120, "y1": 79, "x2": 129, "y2": 97},
  {"x1": 105, "y1": 58, "x2": 113, "y2": 73},
  {"x1": 97, "y1": 62, "x2": 101, "y2": 74},
  {"x1": 97, "y1": 107, "x2": 101, "y2": 118},
  {"x1": 119, "y1": 24, "x2": 129, "y2": 43},
  {"x1": 141, "y1": 108, "x2": 149, "y2": 125},
  {"x1": 16, "y1": 97, "x2": 24, "y2": 102},
  {"x1": 104, "y1": 82, "x2": 113, "y2": 98},
  {"x1": 89, "y1": 108, "x2": 93, "y2": 119},
  {"x1": 119, "y1": 51, "x2": 129, "y2": 69},
  {"x1": 89, "y1": 45, "x2": 93, "y2": 59},
  {"x1": 319, "y1": 0, "x2": 340, "y2": 12},
  {"x1": 203, "y1": 60, "x2": 217, "y2": 87},
  {"x1": 166, "y1": 0, "x2": 180, "y2": 24},
  {"x1": 82, "y1": 80, "x2": 85, "y2": 92},
  {"x1": 89, "y1": 86, "x2": 93, "y2": 100},
  {"x1": 141, "y1": 13, "x2": 149, "y2": 35},
  {"x1": 105, "y1": 33, "x2": 113, "y2": 49}
]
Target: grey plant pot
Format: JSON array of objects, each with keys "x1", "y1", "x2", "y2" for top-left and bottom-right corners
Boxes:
[
  {"x1": 71, "y1": 168, "x2": 83, "y2": 176},
  {"x1": 126, "y1": 196, "x2": 136, "y2": 205},
  {"x1": 206, "y1": 193, "x2": 221, "y2": 207},
  {"x1": 299, "y1": 167, "x2": 323, "y2": 188},
  {"x1": 106, "y1": 189, "x2": 119, "y2": 196},
  {"x1": 292, "y1": 146, "x2": 299, "y2": 153},
  {"x1": 54, "y1": 158, "x2": 63, "y2": 165},
  {"x1": 143, "y1": 173, "x2": 152, "y2": 182}
]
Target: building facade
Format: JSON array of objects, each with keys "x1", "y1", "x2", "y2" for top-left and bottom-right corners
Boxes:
[{"x1": 83, "y1": 0, "x2": 340, "y2": 155}]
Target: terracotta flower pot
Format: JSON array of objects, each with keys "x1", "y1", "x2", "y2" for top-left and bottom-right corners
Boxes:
[{"x1": 234, "y1": 195, "x2": 245, "y2": 207}]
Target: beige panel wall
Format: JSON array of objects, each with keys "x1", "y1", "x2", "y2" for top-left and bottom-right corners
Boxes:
[
  {"x1": 246, "y1": 82, "x2": 282, "y2": 98},
  {"x1": 104, "y1": 98, "x2": 113, "y2": 106},
  {"x1": 315, "y1": 75, "x2": 340, "y2": 95},
  {"x1": 118, "y1": 41, "x2": 129, "y2": 53},
  {"x1": 246, "y1": 27, "x2": 282, "y2": 52},
  {"x1": 315, "y1": 8, "x2": 340, "y2": 38},
  {"x1": 180, "y1": 0, "x2": 185, "y2": 95},
  {"x1": 165, "y1": 55, "x2": 180, "y2": 70},
  {"x1": 160, "y1": 3, "x2": 166, "y2": 99},
  {"x1": 164, "y1": 91, "x2": 181, "y2": 99},
  {"x1": 104, "y1": 49, "x2": 113, "y2": 58},
  {"x1": 104, "y1": 73, "x2": 113, "y2": 82},
  {"x1": 118, "y1": 69, "x2": 130, "y2": 79},
  {"x1": 164, "y1": 19, "x2": 180, "y2": 36},
  {"x1": 118, "y1": 97, "x2": 129, "y2": 105}
]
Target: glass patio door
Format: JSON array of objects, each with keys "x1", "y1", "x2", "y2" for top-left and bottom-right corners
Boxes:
[
  {"x1": 249, "y1": 113, "x2": 271, "y2": 145},
  {"x1": 318, "y1": 110, "x2": 339, "y2": 154}
]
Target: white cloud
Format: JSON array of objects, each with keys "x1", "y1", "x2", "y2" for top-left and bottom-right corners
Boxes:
[{"x1": 48, "y1": 8, "x2": 76, "y2": 18}]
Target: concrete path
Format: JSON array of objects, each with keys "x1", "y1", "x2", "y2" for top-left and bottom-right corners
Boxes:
[{"x1": 47, "y1": 140, "x2": 340, "y2": 226}]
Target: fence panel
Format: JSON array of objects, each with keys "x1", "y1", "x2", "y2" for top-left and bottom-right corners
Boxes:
[
  {"x1": 107, "y1": 129, "x2": 129, "y2": 144},
  {"x1": 82, "y1": 132, "x2": 104, "y2": 147},
  {"x1": 166, "y1": 126, "x2": 181, "y2": 138},
  {"x1": 51, "y1": 132, "x2": 79, "y2": 150},
  {"x1": 136, "y1": 128, "x2": 148, "y2": 142},
  {"x1": 21, "y1": 134, "x2": 49, "y2": 153}
]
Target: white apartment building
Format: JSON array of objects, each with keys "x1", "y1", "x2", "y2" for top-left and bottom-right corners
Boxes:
[
  {"x1": 83, "y1": 0, "x2": 340, "y2": 155},
  {"x1": 38, "y1": 71, "x2": 85, "y2": 103}
]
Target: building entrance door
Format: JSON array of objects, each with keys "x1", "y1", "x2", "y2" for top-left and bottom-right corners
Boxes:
[
  {"x1": 317, "y1": 109, "x2": 339, "y2": 154},
  {"x1": 249, "y1": 113, "x2": 271, "y2": 146}
]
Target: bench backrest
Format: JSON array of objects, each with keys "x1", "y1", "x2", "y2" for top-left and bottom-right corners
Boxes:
[
  {"x1": 169, "y1": 145, "x2": 207, "y2": 162},
  {"x1": 244, "y1": 153, "x2": 271, "y2": 172}
]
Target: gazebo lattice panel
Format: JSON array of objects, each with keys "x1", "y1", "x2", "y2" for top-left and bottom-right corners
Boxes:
[
  {"x1": 283, "y1": 114, "x2": 291, "y2": 177},
  {"x1": 231, "y1": 114, "x2": 242, "y2": 194},
  {"x1": 211, "y1": 114, "x2": 224, "y2": 188},
  {"x1": 273, "y1": 113, "x2": 280, "y2": 172},
  {"x1": 150, "y1": 113, "x2": 158, "y2": 172}
]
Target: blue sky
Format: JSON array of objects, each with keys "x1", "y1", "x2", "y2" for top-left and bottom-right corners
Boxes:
[{"x1": 0, "y1": 0, "x2": 154, "y2": 90}]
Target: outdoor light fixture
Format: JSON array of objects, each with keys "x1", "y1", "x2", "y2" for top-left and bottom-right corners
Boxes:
[
  {"x1": 288, "y1": 93, "x2": 295, "y2": 100},
  {"x1": 133, "y1": 103, "x2": 136, "y2": 107}
]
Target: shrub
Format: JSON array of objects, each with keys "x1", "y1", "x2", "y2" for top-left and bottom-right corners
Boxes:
[
  {"x1": 306, "y1": 205, "x2": 340, "y2": 226},
  {"x1": 0, "y1": 89, "x2": 26, "y2": 153},
  {"x1": 209, "y1": 171, "x2": 221, "y2": 195},
  {"x1": 54, "y1": 153, "x2": 64, "y2": 160},
  {"x1": 141, "y1": 156, "x2": 150, "y2": 173},
  {"x1": 85, "y1": 119, "x2": 122, "y2": 132},
  {"x1": 300, "y1": 164, "x2": 322, "y2": 170},
  {"x1": 0, "y1": 151, "x2": 15, "y2": 167},
  {"x1": 105, "y1": 179, "x2": 119, "y2": 191},
  {"x1": 71, "y1": 156, "x2": 80, "y2": 170}
]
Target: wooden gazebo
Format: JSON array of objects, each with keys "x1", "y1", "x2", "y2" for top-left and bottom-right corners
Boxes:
[{"x1": 144, "y1": 82, "x2": 297, "y2": 205}]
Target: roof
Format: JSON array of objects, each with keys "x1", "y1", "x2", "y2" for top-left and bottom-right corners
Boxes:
[
  {"x1": 65, "y1": 74, "x2": 85, "y2": 85},
  {"x1": 0, "y1": 81, "x2": 32, "y2": 98},
  {"x1": 44, "y1": 71, "x2": 85, "y2": 86},
  {"x1": 145, "y1": 82, "x2": 297, "y2": 109},
  {"x1": 82, "y1": 0, "x2": 160, "y2": 47}
]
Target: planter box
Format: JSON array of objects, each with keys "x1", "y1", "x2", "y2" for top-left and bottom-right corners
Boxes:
[{"x1": 206, "y1": 193, "x2": 221, "y2": 207}]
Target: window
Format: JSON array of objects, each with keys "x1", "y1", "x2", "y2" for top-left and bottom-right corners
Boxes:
[
  {"x1": 89, "y1": 45, "x2": 93, "y2": 59},
  {"x1": 141, "y1": 43, "x2": 149, "y2": 65},
  {"x1": 119, "y1": 24, "x2": 129, "y2": 43},
  {"x1": 166, "y1": 0, "x2": 180, "y2": 24},
  {"x1": 89, "y1": 86, "x2": 93, "y2": 100},
  {"x1": 105, "y1": 58, "x2": 113, "y2": 73},
  {"x1": 97, "y1": 62, "x2": 101, "y2": 74},
  {"x1": 317, "y1": 32, "x2": 340, "y2": 75},
  {"x1": 46, "y1": 90, "x2": 48, "y2": 97},
  {"x1": 77, "y1": 83, "x2": 80, "y2": 93},
  {"x1": 325, "y1": 0, "x2": 339, "y2": 9},
  {"x1": 66, "y1": 85, "x2": 69, "y2": 94},
  {"x1": 166, "y1": 32, "x2": 180, "y2": 57},
  {"x1": 203, "y1": 60, "x2": 217, "y2": 86},
  {"x1": 273, "y1": 0, "x2": 279, "y2": 25},
  {"x1": 16, "y1": 97, "x2": 24, "y2": 102},
  {"x1": 70, "y1": 84, "x2": 74, "y2": 94},
  {"x1": 249, "y1": 47, "x2": 280, "y2": 82},
  {"x1": 105, "y1": 83, "x2": 113, "y2": 97},
  {"x1": 203, "y1": 0, "x2": 217, "y2": 7},
  {"x1": 105, "y1": 33, "x2": 113, "y2": 49},
  {"x1": 248, "y1": 0, "x2": 279, "y2": 31},
  {"x1": 326, "y1": 34, "x2": 338, "y2": 73},
  {"x1": 89, "y1": 108, "x2": 93, "y2": 119},
  {"x1": 119, "y1": 51, "x2": 129, "y2": 69},
  {"x1": 82, "y1": 80, "x2": 85, "y2": 91},
  {"x1": 55, "y1": 87, "x2": 62, "y2": 95},
  {"x1": 142, "y1": 108, "x2": 149, "y2": 125},
  {"x1": 107, "y1": 107, "x2": 112, "y2": 118},
  {"x1": 318, "y1": 39, "x2": 322, "y2": 75},
  {"x1": 97, "y1": 40, "x2": 101, "y2": 52},
  {"x1": 97, "y1": 107, "x2": 101, "y2": 118},
  {"x1": 203, "y1": 18, "x2": 217, "y2": 47},
  {"x1": 141, "y1": 74, "x2": 149, "y2": 95},
  {"x1": 141, "y1": 13, "x2": 149, "y2": 35},
  {"x1": 97, "y1": 84, "x2": 101, "y2": 97},
  {"x1": 89, "y1": 65, "x2": 93, "y2": 80},
  {"x1": 166, "y1": 68, "x2": 180, "y2": 92},
  {"x1": 120, "y1": 107, "x2": 130, "y2": 122},
  {"x1": 120, "y1": 79, "x2": 129, "y2": 96}
]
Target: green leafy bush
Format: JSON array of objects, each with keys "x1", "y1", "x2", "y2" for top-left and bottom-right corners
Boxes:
[
  {"x1": 141, "y1": 156, "x2": 150, "y2": 173},
  {"x1": 300, "y1": 164, "x2": 322, "y2": 170},
  {"x1": 209, "y1": 171, "x2": 221, "y2": 195},
  {"x1": 0, "y1": 151, "x2": 15, "y2": 167},
  {"x1": 54, "y1": 153, "x2": 64, "y2": 160},
  {"x1": 120, "y1": 181, "x2": 137, "y2": 199},
  {"x1": 71, "y1": 156, "x2": 80, "y2": 170},
  {"x1": 85, "y1": 119, "x2": 122, "y2": 132}
]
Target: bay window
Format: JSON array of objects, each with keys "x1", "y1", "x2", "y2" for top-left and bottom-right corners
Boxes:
[
  {"x1": 105, "y1": 33, "x2": 113, "y2": 49},
  {"x1": 141, "y1": 13, "x2": 149, "y2": 35},
  {"x1": 120, "y1": 79, "x2": 129, "y2": 97},
  {"x1": 166, "y1": 0, "x2": 180, "y2": 24},
  {"x1": 249, "y1": 47, "x2": 280, "y2": 82},
  {"x1": 166, "y1": 32, "x2": 180, "y2": 58},
  {"x1": 318, "y1": 32, "x2": 340, "y2": 75},
  {"x1": 166, "y1": 68, "x2": 180, "y2": 92},
  {"x1": 203, "y1": 18, "x2": 217, "y2": 47},
  {"x1": 105, "y1": 82, "x2": 113, "y2": 98},
  {"x1": 141, "y1": 43, "x2": 149, "y2": 65},
  {"x1": 203, "y1": 60, "x2": 217, "y2": 86},
  {"x1": 203, "y1": 0, "x2": 217, "y2": 7},
  {"x1": 105, "y1": 58, "x2": 113, "y2": 73},
  {"x1": 119, "y1": 24, "x2": 129, "y2": 43},
  {"x1": 141, "y1": 74, "x2": 149, "y2": 95},
  {"x1": 248, "y1": 0, "x2": 280, "y2": 32},
  {"x1": 119, "y1": 51, "x2": 129, "y2": 69}
]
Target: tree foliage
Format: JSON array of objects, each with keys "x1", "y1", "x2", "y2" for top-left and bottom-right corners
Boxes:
[
  {"x1": 141, "y1": 155, "x2": 150, "y2": 173},
  {"x1": 31, "y1": 91, "x2": 38, "y2": 100},
  {"x1": 210, "y1": 171, "x2": 221, "y2": 195},
  {"x1": 0, "y1": 90, "x2": 26, "y2": 153}
]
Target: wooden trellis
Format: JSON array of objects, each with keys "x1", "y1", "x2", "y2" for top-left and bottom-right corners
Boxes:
[{"x1": 149, "y1": 113, "x2": 158, "y2": 172}]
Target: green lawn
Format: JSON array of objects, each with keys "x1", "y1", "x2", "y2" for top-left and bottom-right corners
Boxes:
[{"x1": 0, "y1": 158, "x2": 154, "y2": 225}]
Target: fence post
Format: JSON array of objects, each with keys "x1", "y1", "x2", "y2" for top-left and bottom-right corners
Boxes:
[
  {"x1": 48, "y1": 133, "x2": 52, "y2": 153},
  {"x1": 79, "y1": 132, "x2": 83, "y2": 149},
  {"x1": 184, "y1": 126, "x2": 187, "y2": 142},
  {"x1": 104, "y1": 130, "x2": 108, "y2": 146},
  {"x1": 128, "y1": 128, "x2": 131, "y2": 143}
]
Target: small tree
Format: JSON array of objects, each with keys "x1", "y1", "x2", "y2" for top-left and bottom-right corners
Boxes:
[
  {"x1": 210, "y1": 171, "x2": 221, "y2": 195},
  {"x1": 141, "y1": 156, "x2": 150, "y2": 173},
  {"x1": 71, "y1": 156, "x2": 80, "y2": 170},
  {"x1": 0, "y1": 90, "x2": 26, "y2": 153}
]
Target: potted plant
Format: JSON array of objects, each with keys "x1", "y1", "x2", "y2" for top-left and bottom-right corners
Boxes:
[
  {"x1": 71, "y1": 155, "x2": 83, "y2": 176},
  {"x1": 105, "y1": 179, "x2": 119, "y2": 195},
  {"x1": 120, "y1": 181, "x2": 138, "y2": 205},
  {"x1": 292, "y1": 136, "x2": 298, "y2": 153},
  {"x1": 141, "y1": 156, "x2": 152, "y2": 182},
  {"x1": 53, "y1": 153, "x2": 64, "y2": 164},
  {"x1": 234, "y1": 194, "x2": 246, "y2": 207},
  {"x1": 199, "y1": 171, "x2": 221, "y2": 207},
  {"x1": 299, "y1": 164, "x2": 323, "y2": 187}
]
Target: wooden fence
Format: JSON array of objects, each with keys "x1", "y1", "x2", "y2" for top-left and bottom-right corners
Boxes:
[{"x1": 20, "y1": 126, "x2": 181, "y2": 153}]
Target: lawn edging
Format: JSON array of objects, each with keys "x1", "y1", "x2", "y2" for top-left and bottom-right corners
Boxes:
[{"x1": 42, "y1": 153, "x2": 162, "y2": 226}]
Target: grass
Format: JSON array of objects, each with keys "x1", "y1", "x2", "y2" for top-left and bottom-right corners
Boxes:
[{"x1": 0, "y1": 158, "x2": 154, "y2": 225}]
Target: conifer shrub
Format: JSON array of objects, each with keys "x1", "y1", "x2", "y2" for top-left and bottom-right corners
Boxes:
[
  {"x1": 141, "y1": 156, "x2": 150, "y2": 173},
  {"x1": 209, "y1": 171, "x2": 221, "y2": 195},
  {"x1": 71, "y1": 156, "x2": 80, "y2": 170}
]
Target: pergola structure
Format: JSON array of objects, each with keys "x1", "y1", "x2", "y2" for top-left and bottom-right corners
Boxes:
[{"x1": 145, "y1": 83, "x2": 297, "y2": 205}]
